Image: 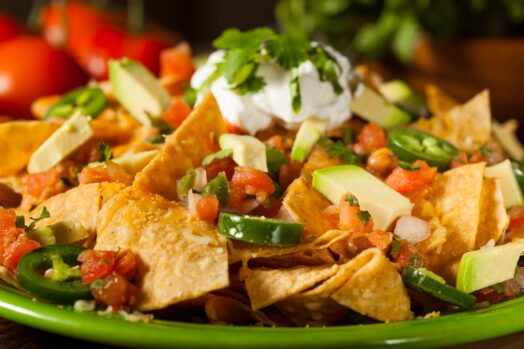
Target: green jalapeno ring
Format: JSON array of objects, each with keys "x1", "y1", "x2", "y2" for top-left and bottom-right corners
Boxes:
[
  {"x1": 387, "y1": 128, "x2": 459, "y2": 171},
  {"x1": 16, "y1": 244, "x2": 92, "y2": 304},
  {"x1": 44, "y1": 87, "x2": 108, "y2": 120}
]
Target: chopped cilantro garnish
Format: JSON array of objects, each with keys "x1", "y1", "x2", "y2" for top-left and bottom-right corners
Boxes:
[
  {"x1": 319, "y1": 137, "x2": 362, "y2": 164},
  {"x1": 398, "y1": 160, "x2": 420, "y2": 171},
  {"x1": 202, "y1": 149, "x2": 233, "y2": 166},
  {"x1": 356, "y1": 210, "x2": 371, "y2": 225},
  {"x1": 176, "y1": 169, "x2": 196, "y2": 197},
  {"x1": 145, "y1": 135, "x2": 165, "y2": 144},
  {"x1": 345, "y1": 195, "x2": 359, "y2": 206},
  {"x1": 479, "y1": 143, "x2": 493, "y2": 156},
  {"x1": 391, "y1": 239, "x2": 401, "y2": 258},
  {"x1": 492, "y1": 283, "x2": 505, "y2": 294},
  {"x1": 210, "y1": 28, "x2": 344, "y2": 113},
  {"x1": 96, "y1": 143, "x2": 113, "y2": 162},
  {"x1": 266, "y1": 146, "x2": 287, "y2": 175},
  {"x1": 408, "y1": 253, "x2": 425, "y2": 268},
  {"x1": 183, "y1": 85, "x2": 198, "y2": 107},
  {"x1": 16, "y1": 207, "x2": 50, "y2": 233}
]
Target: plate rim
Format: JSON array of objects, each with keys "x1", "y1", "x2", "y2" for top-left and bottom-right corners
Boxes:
[{"x1": 0, "y1": 282, "x2": 523, "y2": 349}]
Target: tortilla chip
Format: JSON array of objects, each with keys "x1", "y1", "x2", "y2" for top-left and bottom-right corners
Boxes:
[
  {"x1": 331, "y1": 249, "x2": 412, "y2": 322},
  {"x1": 244, "y1": 264, "x2": 339, "y2": 310},
  {"x1": 283, "y1": 177, "x2": 338, "y2": 238},
  {"x1": 134, "y1": 93, "x2": 228, "y2": 200},
  {"x1": 228, "y1": 229, "x2": 349, "y2": 264},
  {"x1": 301, "y1": 147, "x2": 343, "y2": 178},
  {"x1": 476, "y1": 178, "x2": 508, "y2": 248},
  {"x1": 425, "y1": 84, "x2": 459, "y2": 115},
  {"x1": 95, "y1": 187, "x2": 229, "y2": 311},
  {"x1": 0, "y1": 121, "x2": 60, "y2": 177},
  {"x1": 415, "y1": 90, "x2": 491, "y2": 152},
  {"x1": 276, "y1": 248, "x2": 411, "y2": 325},
  {"x1": 412, "y1": 163, "x2": 508, "y2": 283},
  {"x1": 30, "y1": 182, "x2": 124, "y2": 233}
]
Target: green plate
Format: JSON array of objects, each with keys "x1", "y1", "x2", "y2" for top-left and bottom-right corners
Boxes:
[{"x1": 1, "y1": 282, "x2": 524, "y2": 348}]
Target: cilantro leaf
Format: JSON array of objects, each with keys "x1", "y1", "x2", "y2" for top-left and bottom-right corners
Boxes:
[
  {"x1": 202, "y1": 149, "x2": 233, "y2": 166},
  {"x1": 213, "y1": 28, "x2": 275, "y2": 50},
  {"x1": 319, "y1": 137, "x2": 362, "y2": 164},
  {"x1": 266, "y1": 146, "x2": 287, "y2": 175},
  {"x1": 290, "y1": 69, "x2": 301, "y2": 113},
  {"x1": 309, "y1": 45, "x2": 343, "y2": 95},
  {"x1": 17, "y1": 206, "x2": 51, "y2": 233},
  {"x1": 235, "y1": 74, "x2": 266, "y2": 95},
  {"x1": 390, "y1": 239, "x2": 401, "y2": 258},
  {"x1": 345, "y1": 195, "x2": 359, "y2": 206},
  {"x1": 96, "y1": 143, "x2": 113, "y2": 162},
  {"x1": 265, "y1": 35, "x2": 310, "y2": 70},
  {"x1": 357, "y1": 210, "x2": 371, "y2": 225}
]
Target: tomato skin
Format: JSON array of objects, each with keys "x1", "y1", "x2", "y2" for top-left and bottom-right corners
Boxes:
[
  {"x1": 195, "y1": 195, "x2": 220, "y2": 223},
  {"x1": 0, "y1": 36, "x2": 88, "y2": 118},
  {"x1": 163, "y1": 98, "x2": 192, "y2": 128},
  {"x1": 3, "y1": 235, "x2": 41, "y2": 270},
  {"x1": 114, "y1": 250, "x2": 138, "y2": 280},
  {"x1": 0, "y1": 207, "x2": 16, "y2": 233},
  {"x1": 160, "y1": 43, "x2": 195, "y2": 81},
  {"x1": 78, "y1": 250, "x2": 117, "y2": 284},
  {"x1": 78, "y1": 162, "x2": 133, "y2": 186},
  {"x1": 386, "y1": 160, "x2": 437, "y2": 195},
  {"x1": 368, "y1": 230, "x2": 393, "y2": 250},
  {"x1": 508, "y1": 206, "x2": 524, "y2": 229},
  {"x1": 231, "y1": 167, "x2": 275, "y2": 196},
  {"x1": 26, "y1": 168, "x2": 60, "y2": 199},
  {"x1": 205, "y1": 158, "x2": 236, "y2": 181},
  {"x1": 0, "y1": 15, "x2": 20, "y2": 43},
  {"x1": 125, "y1": 35, "x2": 171, "y2": 77},
  {"x1": 356, "y1": 123, "x2": 386, "y2": 155},
  {"x1": 91, "y1": 272, "x2": 138, "y2": 310},
  {"x1": 338, "y1": 193, "x2": 373, "y2": 232}
]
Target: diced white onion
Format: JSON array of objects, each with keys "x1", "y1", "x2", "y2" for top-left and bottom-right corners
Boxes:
[
  {"x1": 193, "y1": 167, "x2": 208, "y2": 192},
  {"x1": 394, "y1": 216, "x2": 430, "y2": 244},
  {"x1": 187, "y1": 190, "x2": 201, "y2": 216},
  {"x1": 240, "y1": 198, "x2": 261, "y2": 214}
]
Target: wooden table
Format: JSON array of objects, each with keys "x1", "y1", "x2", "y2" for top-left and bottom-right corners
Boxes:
[{"x1": 1, "y1": 317, "x2": 523, "y2": 349}]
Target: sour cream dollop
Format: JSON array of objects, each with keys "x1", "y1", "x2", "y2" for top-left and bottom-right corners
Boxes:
[{"x1": 191, "y1": 46, "x2": 353, "y2": 135}]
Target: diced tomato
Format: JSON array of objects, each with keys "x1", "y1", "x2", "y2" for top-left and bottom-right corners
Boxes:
[
  {"x1": 368, "y1": 230, "x2": 393, "y2": 250},
  {"x1": 225, "y1": 120, "x2": 245, "y2": 135},
  {"x1": 386, "y1": 160, "x2": 437, "y2": 195},
  {"x1": 392, "y1": 240, "x2": 426, "y2": 270},
  {"x1": 338, "y1": 193, "x2": 373, "y2": 232},
  {"x1": 114, "y1": 249, "x2": 138, "y2": 280},
  {"x1": 231, "y1": 167, "x2": 275, "y2": 196},
  {"x1": 26, "y1": 167, "x2": 61, "y2": 198},
  {"x1": 356, "y1": 123, "x2": 386, "y2": 155},
  {"x1": 0, "y1": 207, "x2": 16, "y2": 233},
  {"x1": 3, "y1": 234, "x2": 40, "y2": 270},
  {"x1": 205, "y1": 158, "x2": 236, "y2": 180},
  {"x1": 78, "y1": 162, "x2": 132, "y2": 186},
  {"x1": 163, "y1": 97, "x2": 192, "y2": 128},
  {"x1": 91, "y1": 272, "x2": 138, "y2": 310},
  {"x1": 195, "y1": 195, "x2": 219, "y2": 223},
  {"x1": 508, "y1": 206, "x2": 524, "y2": 229},
  {"x1": 160, "y1": 43, "x2": 195, "y2": 81},
  {"x1": 78, "y1": 250, "x2": 117, "y2": 284},
  {"x1": 229, "y1": 185, "x2": 247, "y2": 211},
  {"x1": 266, "y1": 135, "x2": 285, "y2": 151},
  {"x1": 250, "y1": 198, "x2": 282, "y2": 218}
]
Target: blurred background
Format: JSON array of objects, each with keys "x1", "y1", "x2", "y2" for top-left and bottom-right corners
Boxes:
[{"x1": 1, "y1": 0, "x2": 524, "y2": 135}]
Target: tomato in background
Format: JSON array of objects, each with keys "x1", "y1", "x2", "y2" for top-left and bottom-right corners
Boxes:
[
  {"x1": 0, "y1": 15, "x2": 21, "y2": 43},
  {"x1": 124, "y1": 34, "x2": 171, "y2": 76},
  {"x1": 0, "y1": 36, "x2": 88, "y2": 118}
]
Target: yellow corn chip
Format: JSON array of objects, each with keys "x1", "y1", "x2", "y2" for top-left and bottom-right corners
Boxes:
[
  {"x1": 415, "y1": 90, "x2": 491, "y2": 152},
  {"x1": 30, "y1": 182, "x2": 124, "y2": 234},
  {"x1": 412, "y1": 163, "x2": 508, "y2": 283},
  {"x1": 95, "y1": 187, "x2": 229, "y2": 311},
  {"x1": 244, "y1": 264, "x2": 339, "y2": 310},
  {"x1": 134, "y1": 93, "x2": 228, "y2": 200},
  {"x1": 0, "y1": 121, "x2": 60, "y2": 177},
  {"x1": 283, "y1": 177, "x2": 338, "y2": 238},
  {"x1": 331, "y1": 249, "x2": 412, "y2": 322},
  {"x1": 425, "y1": 84, "x2": 459, "y2": 115}
]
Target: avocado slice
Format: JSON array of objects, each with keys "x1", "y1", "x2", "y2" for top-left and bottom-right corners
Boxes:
[
  {"x1": 350, "y1": 84, "x2": 411, "y2": 128},
  {"x1": 485, "y1": 159, "x2": 524, "y2": 208},
  {"x1": 26, "y1": 226, "x2": 56, "y2": 246},
  {"x1": 290, "y1": 118, "x2": 328, "y2": 163},
  {"x1": 28, "y1": 111, "x2": 93, "y2": 173},
  {"x1": 48, "y1": 219, "x2": 89, "y2": 244},
  {"x1": 312, "y1": 165, "x2": 413, "y2": 230},
  {"x1": 456, "y1": 241, "x2": 524, "y2": 294},
  {"x1": 492, "y1": 121, "x2": 524, "y2": 161},
  {"x1": 379, "y1": 80, "x2": 427, "y2": 116},
  {"x1": 219, "y1": 133, "x2": 267, "y2": 172},
  {"x1": 109, "y1": 58, "x2": 171, "y2": 126},
  {"x1": 113, "y1": 150, "x2": 159, "y2": 176}
]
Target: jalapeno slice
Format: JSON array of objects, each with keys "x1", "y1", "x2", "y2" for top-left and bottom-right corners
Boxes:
[
  {"x1": 16, "y1": 244, "x2": 92, "y2": 304},
  {"x1": 45, "y1": 87, "x2": 108, "y2": 119},
  {"x1": 513, "y1": 161, "x2": 524, "y2": 193},
  {"x1": 387, "y1": 128, "x2": 459, "y2": 171}
]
